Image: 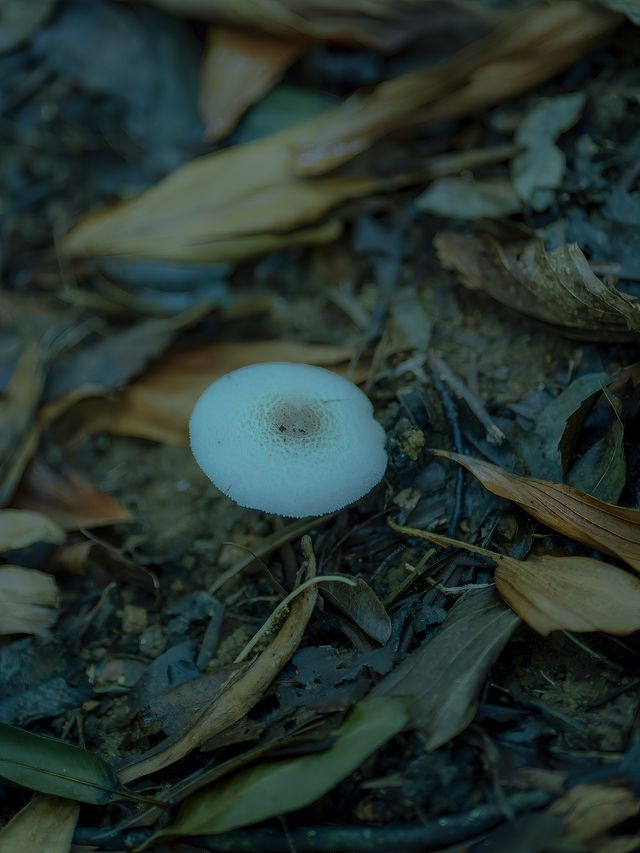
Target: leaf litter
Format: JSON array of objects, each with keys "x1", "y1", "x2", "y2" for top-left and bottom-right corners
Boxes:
[{"x1": 3, "y1": 0, "x2": 640, "y2": 850}]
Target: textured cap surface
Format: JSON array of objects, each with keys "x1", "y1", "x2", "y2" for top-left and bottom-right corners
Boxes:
[{"x1": 189, "y1": 362, "x2": 387, "y2": 517}]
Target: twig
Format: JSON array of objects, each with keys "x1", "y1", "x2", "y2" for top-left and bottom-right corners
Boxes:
[{"x1": 429, "y1": 350, "x2": 505, "y2": 446}]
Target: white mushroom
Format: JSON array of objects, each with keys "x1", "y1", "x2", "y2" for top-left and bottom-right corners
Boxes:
[{"x1": 189, "y1": 362, "x2": 387, "y2": 517}]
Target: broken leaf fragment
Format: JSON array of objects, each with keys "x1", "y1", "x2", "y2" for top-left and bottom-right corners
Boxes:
[{"x1": 435, "y1": 231, "x2": 640, "y2": 340}]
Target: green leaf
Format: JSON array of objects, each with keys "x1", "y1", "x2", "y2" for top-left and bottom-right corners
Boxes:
[
  {"x1": 148, "y1": 697, "x2": 409, "y2": 843},
  {"x1": 0, "y1": 722, "x2": 136, "y2": 805}
]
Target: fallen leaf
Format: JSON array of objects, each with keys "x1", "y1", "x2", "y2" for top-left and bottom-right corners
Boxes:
[
  {"x1": 321, "y1": 577, "x2": 392, "y2": 645},
  {"x1": 511, "y1": 91, "x2": 586, "y2": 211},
  {"x1": 416, "y1": 176, "x2": 522, "y2": 219},
  {"x1": 549, "y1": 784, "x2": 640, "y2": 842},
  {"x1": 118, "y1": 538, "x2": 319, "y2": 782},
  {"x1": 128, "y1": 0, "x2": 490, "y2": 52},
  {"x1": 200, "y1": 27, "x2": 305, "y2": 142},
  {"x1": 0, "y1": 509, "x2": 65, "y2": 551},
  {"x1": 292, "y1": 2, "x2": 619, "y2": 174},
  {"x1": 598, "y1": 0, "x2": 640, "y2": 25},
  {"x1": 0, "y1": 567, "x2": 60, "y2": 636},
  {"x1": 373, "y1": 584, "x2": 520, "y2": 749},
  {"x1": 147, "y1": 697, "x2": 409, "y2": 844},
  {"x1": 434, "y1": 232, "x2": 640, "y2": 340},
  {"x1": 0, "y1": 0, "x2": 58, "y2": 53},
  {"x1": 13, "y1": 459, "x2": 130, "y2": 531},
  {"x1": 0, "y1": 722, "x2": 151, "y2": 805},
  {"x1": 495, "y1": 553, "x2": 640, "y2": 636},
  {"x1": 0, "y1": 795, "x2": 79, "y2": 853},
  {"x1": 87, "y1": 341, "x2": 364, "y2": 445},
  {"x1": 432, "y1": 450, "x2": 640, "y2": 572}
]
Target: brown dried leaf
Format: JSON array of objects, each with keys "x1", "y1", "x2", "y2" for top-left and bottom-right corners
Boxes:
[
  {"x1": 200, "y1": 27, "x2": 304, "y2": 142},
  {"x1": 128, "y1": 0, "x2": 490, "y2": 52},
  {"x1": 0, "y1": 566, "x2": 60, "y2": 636},
  {"x1": 13, "y1": 459, "x2": 130, "y2": 531},
  {"x1": 373, "y1": 586, "x2": 520, "y2": 749},
  {"x1": 435, "y1": 450, "x2": 640, "y2": 573},
  {"x1": 62, "y1": 115, "x2": 382, "y2": 262},
  {"x1": 495, "y1": 553, "x2": 640, "y2": 636},
  {"x1": 292, "y1": 2, "x2": 619, "y2": 174},
  {"x1": 0, "y1": 509, "x2": 65, "y2": 551},
  {"x1": 118, "y1": 540, "x2": 319, "y2": 783},
  {"x1": 435, "y1": 232, "x2": 640, "y2": 340},
  {"x1": 85, "y1": 341, "x2": 363, "y2": 446},
  {"x1": 322, "y1": 577, "x2": 392, "y2": 645},
  {"x1": 0, "y1": 795, "x2": 79, "y2": 853}
]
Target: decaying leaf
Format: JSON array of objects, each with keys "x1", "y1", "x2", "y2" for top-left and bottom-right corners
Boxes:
[
  {"x1": 71, "y1": 341, "x2": 364, "y2": 446},
  {"x1": 321, "y1": 577, "x2": 392, "y2": 645},
  {"x1": 0, "y1": 509, "x2": 65, "y2": 551},
  {"x1": 13, "y1": 459, "x2": 130, "y2": 531},
  {"x1": 0, "y1": 795, "x2": 79, "y2": 853},
  {"x1": 119, "y1": 538, "x2": 319, "y2": 782},
  {"x1": 373, "y1": 585, "x2": 520, "y2": 749},
  {"x1": 0, "y1": 566, "x2": 60, "y2": 636},
  {"x1": 434, "y1": 232, "x2": 640, "y2": 340},
  {"x1": 200, "y1": 27, "x2": 304, "y2": 142},
  {"x1": 292, "y1": 2, "x2": 619, "y2": 174},
  {"x1": 433, "y1": 450, "x2": 640, "y2": 572},
  {"x1": 128, "y1": 0, "x2": 491, "y2": 52},
  {"x1": 148, "y1": 697, "x2": 408, "y2": 843},
  {"x1": 416, "y1": 176, "x2": 522, "y2": 219}
]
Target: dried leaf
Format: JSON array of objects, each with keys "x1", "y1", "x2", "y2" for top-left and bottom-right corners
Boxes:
[
  {"x1": 0, "y1": 795, "x2": 79, "y2": 853},
  {"x1": 321, "y1": 577, "x2": 392, "y2": 645},
  {"x1": 0, "y1": 566, "x2": 60, "y2": 636},
  {"x1": 433, "y1": 450, "x2": 640, "y2": 572},
  {"x1": 129, "y1": 0, "x2": 490, "y2": 52},
  {"x1": 373, "y1": 585, "x2": 520, "y2": 749},
  {"x1": 495, "y1": 553, "x2": 640, "y2": 636},
  {"x1": 13, "y1": 459, "x2": 130, "y2": 531},
  {"x1": 0, "y1": 0, "x2": 58, "y2": 53},
  {"x1": 83, "y1": 341, "x2": 363, "y2": 446},
  {"x1": 0, "y1": 509, "x2": 65, "y2": 551},
  {"x1": 119, "y1": 541, "x2": 319, "y2": 782},
  {"x1": 200, "y1": 27, "x2": 304, "y2": 142},
  {"x1": 62, "y1": 115, "x2": 383, "y2": 262},
  {"x1": 549, "y1": 784, "x2": 640, "y2": 842},
  {"x1": 292, "y1": 2, "x2": 619, "y2": 174},
  {"x1": 434, "y1": 232, "x2": 640, "y2": 340}
]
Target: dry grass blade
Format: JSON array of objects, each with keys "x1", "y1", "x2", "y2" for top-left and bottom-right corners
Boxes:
[
  {"x1": 374, "y1": 579, "x2": 520, "y2": 749},
  {"x1": 200, "y1": 27, "x2": 304, "y2": 142},
  {"x1": 292, "y1": 1, "x2": 619, "y2": 174},
  {"x1": 389, "y1": 520, "x2": 640, "y2": 636},
  {"x1": 118, "y1": 537, "x2": 319, "y2": 783},
  {"x1": 433, "y1": 450, "x2": 640, "y2": 572},
  {"x1": 0, "y1": 795, "x2": 79, "y2": 853},
  {"x1": 434, "y1": 232, "x2": 640, "y2": 340}
]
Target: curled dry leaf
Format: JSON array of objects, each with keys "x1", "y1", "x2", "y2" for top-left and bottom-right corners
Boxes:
[
  {"x1": 434, "y1": 232, "x2": 640, "y2": 340},
  {"x1": 292, "y1": 1, "x2": 619, "y2": 174},
  {"x1": 0, "y1": 566, "x2": 60, "y2": 636},
  {"x1": 373, "y1": 583, "x2": 520, "y2": 749},
  {"x1": 68, "y1": 341, "x2": 365, "y2": 446},
  {"x1": 200, "y1": 27, "x2": 305, "y2": 142},
  {"x1": 127, "y1": 0, "x2": 490, "y2": 52},
  {"x1": 0, "y1": 509, "x2": 65, "y2": 551},
  {"x1": 433, "y1": 450, "x2": 640, "y2": 573}
]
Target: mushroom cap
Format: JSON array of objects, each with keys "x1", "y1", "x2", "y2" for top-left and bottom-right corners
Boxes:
[{"x1": 189, "y1": 362, "x2": 387, "y2": 517}]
